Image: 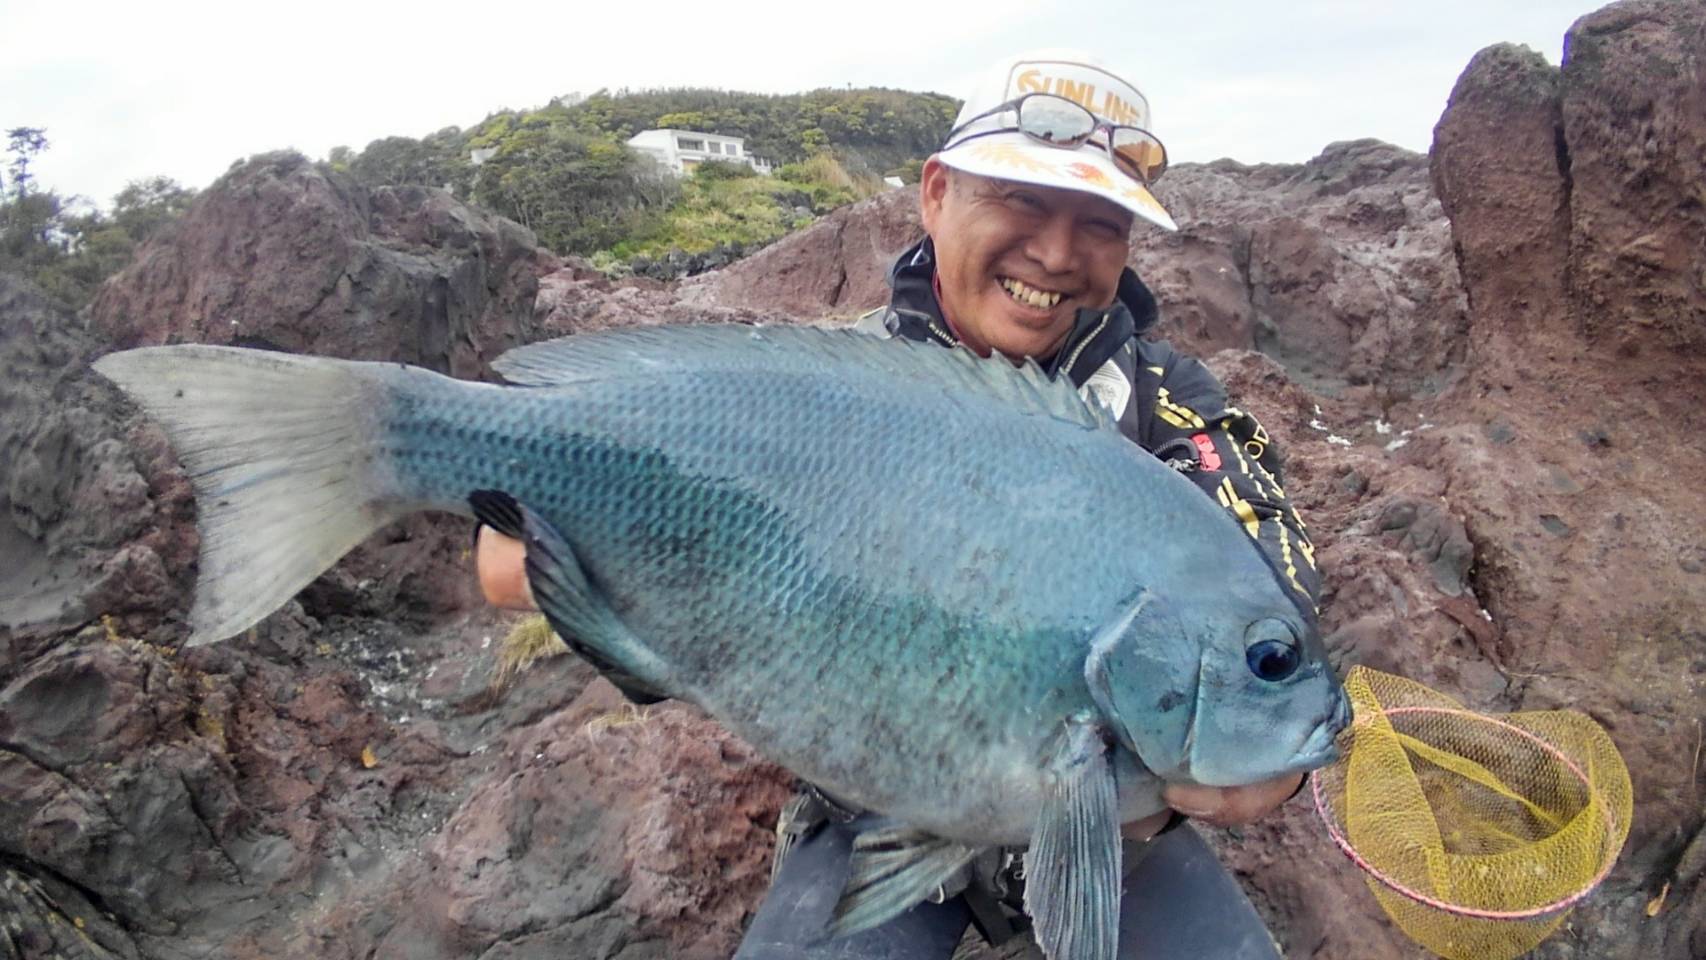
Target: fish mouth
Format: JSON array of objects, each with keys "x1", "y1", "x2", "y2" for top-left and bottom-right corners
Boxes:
[
  {"x1": 1288, "y1": 691, "x2": 1353, "y2": 772},
  {"x1": 1288, "y1": 723, "x2": 1342, "y2": 771}
]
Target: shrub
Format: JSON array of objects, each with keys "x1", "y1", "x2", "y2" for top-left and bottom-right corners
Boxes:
[{"x1": 692, "y1": 160, "x2": 758, "y2": 182}]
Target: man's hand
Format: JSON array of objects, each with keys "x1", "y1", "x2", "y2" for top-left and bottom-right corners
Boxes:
[
  {"x1": 1163, "y1": 772, "x2": 1304, "y2": 828},
  {"x1": 475, "y1": 526, "x2": 538, "y2": 611}
]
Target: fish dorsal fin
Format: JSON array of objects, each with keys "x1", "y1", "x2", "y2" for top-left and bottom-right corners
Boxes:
[{"x1": 492, "y1": 323, "x2": 1118, "y2": 431}]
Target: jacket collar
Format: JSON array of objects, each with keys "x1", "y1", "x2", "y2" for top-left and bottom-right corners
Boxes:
[{"x1": 884, "y1": 237, "x2": 1159, "y2": 388}]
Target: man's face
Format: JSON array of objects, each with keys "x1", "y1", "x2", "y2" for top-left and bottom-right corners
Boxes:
[{"x1": 919, "y1": 157, "x2": 1135, "y2": 361}]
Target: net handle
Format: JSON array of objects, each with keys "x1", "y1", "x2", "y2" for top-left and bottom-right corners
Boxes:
[{"x1": 1312, "y1": 705, "x2": 1621, "y2": 920}]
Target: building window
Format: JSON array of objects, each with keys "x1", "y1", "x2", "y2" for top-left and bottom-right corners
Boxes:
[
  {"x1": 677, "y1": 137, "x2": 704, "y2": 151},
  {"x1": 727, "y1": 143, "x2": 740, "y2": 155},
  {"x1": 708, "y1": 142, "x2": 722, "y2": 154}
]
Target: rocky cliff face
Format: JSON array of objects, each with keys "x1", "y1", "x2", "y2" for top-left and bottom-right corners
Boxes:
[
  {"x1": 3, "y1": 3, "x2": 1703, "y2": 957},
  {"x1": 1212, "y1": 4, "x2": 1706, "y2": 957}
]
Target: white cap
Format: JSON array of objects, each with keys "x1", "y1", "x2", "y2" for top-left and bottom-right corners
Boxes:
[{"x1": 937, "y1": 49, "x2": 1177, "y2": 232}]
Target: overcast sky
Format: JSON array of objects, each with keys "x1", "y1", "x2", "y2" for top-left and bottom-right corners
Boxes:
[{"x1": 4, "y1": 0, "x2": 1605, "y2": 209}]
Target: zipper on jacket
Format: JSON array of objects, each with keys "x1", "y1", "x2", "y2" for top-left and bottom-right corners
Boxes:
[
  {"x1": 925, "y1": 319, "x2": 957, "y2": 348},
  {"x1": 1058, "y1": 311, "x2": 1110, "y2": 380}
]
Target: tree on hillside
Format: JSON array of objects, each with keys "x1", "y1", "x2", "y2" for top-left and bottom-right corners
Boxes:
[
  {"x1": 5, "y1": 127, "x2": 49, "y2": 197},
  {"x1": 110, "y1": 176, "x2": 196, "y2": 244},
  {"x1": 653, "y1": 111, "x2": 712, "y2": 132},
  {"x1": 0, "y1": 130, "x2": 196, "y2": 309},
  {"x1": 349, "y1": 136, "x2": 434, "y2": 186},
  {"x1": 2, "y1": 128, "x2": 59, "y2": 264},
  {"x1": 348, "y1": 128, "x2": 472, "y2": 194},
  {"x1": 472, "y1": 126, "x2": 676, "y2": 254}
]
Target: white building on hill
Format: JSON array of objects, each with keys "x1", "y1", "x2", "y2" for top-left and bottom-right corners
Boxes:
[{"x1": 626, "y1": 129, "x2": 773, "y2": 177}]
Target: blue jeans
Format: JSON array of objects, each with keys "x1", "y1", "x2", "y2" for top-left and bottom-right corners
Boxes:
[{"x1": 734, "y1": 815, "x2": 1281, "y2": 959}]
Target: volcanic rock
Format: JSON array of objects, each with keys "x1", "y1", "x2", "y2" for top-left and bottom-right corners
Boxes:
[
  {"x1": 1137, "y1": 139, "x2": 1470, "y2": 404},
  {"x1": 1218, "y1": 3, "x2": 1706, "y2": 958}
]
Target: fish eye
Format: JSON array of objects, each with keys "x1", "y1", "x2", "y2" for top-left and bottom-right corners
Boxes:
[
  {"x1": 1246, "y1": 639, "x2": 1300, "y2": 682},
  {"x1": 1244, "y1": 617, "x2": 1303, "y2": 682}
]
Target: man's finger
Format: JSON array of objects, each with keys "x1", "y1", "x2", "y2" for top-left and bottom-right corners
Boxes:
[
  {"x1": 1163, "y1": 772, "x2": 1303, "y2": 826},
  {"x1": 476, "y1": 525, "x2": 538, "y2": 611}
]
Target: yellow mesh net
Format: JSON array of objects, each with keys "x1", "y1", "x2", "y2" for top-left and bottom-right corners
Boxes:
[{"x1": 1311, "y1": 667, "x2": 1633, "y2": 960}]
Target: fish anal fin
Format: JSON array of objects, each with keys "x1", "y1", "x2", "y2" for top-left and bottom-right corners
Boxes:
[
  {"x1": 1024, "y1": 720, "x2": 1122, "y2": 960},
  {"x1": 823, "y1": 824, "x2": 981, "y2": 941}
]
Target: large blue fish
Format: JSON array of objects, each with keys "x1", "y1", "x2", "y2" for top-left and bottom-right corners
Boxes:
[{"x1": 95, "y1": 325, "x2": 1349, "y2": 960}]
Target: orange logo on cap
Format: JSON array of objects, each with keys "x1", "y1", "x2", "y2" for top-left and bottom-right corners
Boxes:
[
  {"x1": 1064, "y1": 162, "x2": 1114, "y2": 187},
  {"x1": 970, "y1": 141, "x2": 1052, "y2": 173},
  {"x1": 1120, "y1": 185, "x2": 1167, "y2": 216}
]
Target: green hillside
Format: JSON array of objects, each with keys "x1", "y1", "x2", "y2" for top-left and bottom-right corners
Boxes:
[
  {"x1": 1, "y1": 89, "x2": 957, "y2": 306},
  {"x1": 536, "y1": 87, "x2": 959, "y2": 176},
  {"x1": 335, "y1": 86, "x2": 958, "y2": 269}
]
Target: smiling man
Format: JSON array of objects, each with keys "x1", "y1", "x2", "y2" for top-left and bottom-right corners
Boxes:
[{"x1": 478, "y1": 49, "x2": 1321, "y2": 960}]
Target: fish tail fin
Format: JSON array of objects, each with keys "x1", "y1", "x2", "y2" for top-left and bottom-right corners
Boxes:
[{"x1": 95, "y1": 345, "x2": 413, "y2": 646}]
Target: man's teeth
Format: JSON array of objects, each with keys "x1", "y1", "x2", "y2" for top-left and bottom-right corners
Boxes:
[{"x1": 1001, "y1": 278, "x2": 1062, "y2": 309}]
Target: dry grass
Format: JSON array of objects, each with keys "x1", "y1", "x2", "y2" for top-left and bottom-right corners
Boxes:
[
  {"x1": 793, "y1": 151, "x2": 887, "y2": 199},
  {"x1": 583, "y1": 702, "x2": 654, "y2": 739},
  {"x1": 490, "y1": 614, "x2": 571, "y2": 693}
]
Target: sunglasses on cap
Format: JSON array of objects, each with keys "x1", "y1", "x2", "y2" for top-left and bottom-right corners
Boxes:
[{"x1": 943, "y1": 92, "x2": 1170, "y2": 185}]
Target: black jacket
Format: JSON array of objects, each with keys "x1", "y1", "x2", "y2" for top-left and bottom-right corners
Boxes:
[{"x1": 858, "y1": 238, "x2": 1321, "y2": 617}]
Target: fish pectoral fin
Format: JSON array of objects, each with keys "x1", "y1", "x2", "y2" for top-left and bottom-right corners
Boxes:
[
  {"x1": 518, "y1": 502, "x2": 674, "y2": 704},
  {"x1": 1024, "y1": 720, "x2": 1122, "y2": 960},
  {"x1": 824, "y1": 824, "x2": 981, "y2": 941}
]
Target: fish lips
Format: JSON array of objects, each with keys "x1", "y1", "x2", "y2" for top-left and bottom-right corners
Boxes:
[
  {"x1": 1292, "y1": 687, "x2": 1354, "y2": 769},
  {"x1": 1214, "y1": 686, "x2": 1352, "y2": 783}
]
